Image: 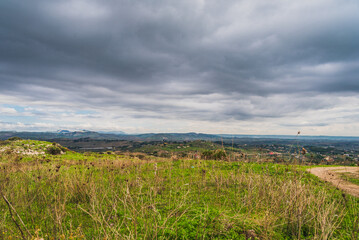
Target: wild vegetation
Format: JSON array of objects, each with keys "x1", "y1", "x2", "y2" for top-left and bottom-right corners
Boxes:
[
  {"x1": 339, "y1": 172, "x2": 359, "y2": 186},
  {"x1": 0, "y1": 139, "x2": 358, "y2": 239}
]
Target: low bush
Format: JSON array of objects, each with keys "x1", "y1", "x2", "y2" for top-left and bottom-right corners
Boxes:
[
  {"x1": 201, "y1": 149, "x2": 227, "y2": 160},
  {"x1": 7, "y1": 137, "x2": 22, "y2": 141},
  {"x1": 46, "y1": 145, "x2": 62, "y2": 155}
]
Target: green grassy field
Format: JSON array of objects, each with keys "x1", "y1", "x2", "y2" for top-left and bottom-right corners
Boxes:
[{"x1": 0, "y1": 140, "x2": 358, "y2": 239}]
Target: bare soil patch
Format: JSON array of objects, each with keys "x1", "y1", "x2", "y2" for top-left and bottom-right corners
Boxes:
[{"x1": 308, "y1": 167, "x2": 359, "y2": 197}]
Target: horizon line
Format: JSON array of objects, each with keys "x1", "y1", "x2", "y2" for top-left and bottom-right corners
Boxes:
[{"x1": 1, "y1": 130, "x2": 359, "y2": 138}]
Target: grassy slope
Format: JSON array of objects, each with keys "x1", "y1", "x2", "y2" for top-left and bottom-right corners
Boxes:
[
  {"x1": 136, "y1": 141, "x2": 220, "y2": 153},
  {"x1": 0, "y1": 140, "x2": 358, "y2": 239}
]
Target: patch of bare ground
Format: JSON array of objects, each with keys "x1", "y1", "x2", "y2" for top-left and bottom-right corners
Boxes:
[{"x1": 308, "y1": 167, "x2": 359, "y2": 197}]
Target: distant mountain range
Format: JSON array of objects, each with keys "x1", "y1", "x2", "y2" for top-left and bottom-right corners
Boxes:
[
  {"x1": 0, "y1": 130, "x2": 121, "y2": 140},
  {"x1": 0, "y1": 130, "x2": 222, "y2": 141},
  {"x1": 1, "y1": 130, "x2": 359, "y2": 142}
]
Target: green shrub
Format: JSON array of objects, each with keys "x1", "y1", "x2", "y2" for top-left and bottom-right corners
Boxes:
[
  {"x1": 201, "y1": 149, "x2": 227, "y2": 160},
  {"x1": 46, "y1": 145, "x2": 62, "y2": 155},
  {"x1": 7, "y1": 136, "x2": 22, "y2": 141}
]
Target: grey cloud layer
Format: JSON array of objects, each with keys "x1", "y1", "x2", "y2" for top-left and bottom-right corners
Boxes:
[{"x1": 1, "y1": 0, "x2": 359, "y2": 124}]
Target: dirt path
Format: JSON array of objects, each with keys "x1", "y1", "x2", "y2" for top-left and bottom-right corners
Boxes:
[{"x1": 308, "y1": 167, "x2": 359, "y2": 197}]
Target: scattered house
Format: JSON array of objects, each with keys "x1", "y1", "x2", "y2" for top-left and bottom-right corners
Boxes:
[
  {"x1": 325, "y1": 156, "x2": 334, "y2": 162},
  {"x1": 269, "y1": 152, "x2": 282, "y2": 156}
]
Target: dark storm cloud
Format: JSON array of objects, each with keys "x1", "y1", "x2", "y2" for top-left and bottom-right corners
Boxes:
[{"x1": 1, "y1": 0, "x2": 359, "y2": 122}]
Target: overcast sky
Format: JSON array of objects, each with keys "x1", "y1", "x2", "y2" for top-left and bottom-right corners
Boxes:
[{"x1": 1, "y1": 0, "x2": 359, "y2": 135}]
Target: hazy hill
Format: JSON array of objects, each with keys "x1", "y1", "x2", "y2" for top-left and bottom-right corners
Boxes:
[
  {"x1": 1, "y1": 131, "x2": 359, "y2": 145},
  {"x1": 0, "y1": 130, "x2": 122, "y2": 140},
  {"x1": 0, "y1": 131, "x2": 222, "y2": 141}
]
